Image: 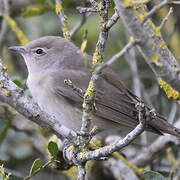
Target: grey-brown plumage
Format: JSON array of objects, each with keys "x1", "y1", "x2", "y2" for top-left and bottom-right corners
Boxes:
[{"x1": 9, "y1": 36, "x2": 180, "y2": 137}]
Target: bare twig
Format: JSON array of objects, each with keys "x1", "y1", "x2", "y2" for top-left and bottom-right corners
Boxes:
[
  {"x1": 64, "y1": 79, "x2": 84, "y2": 97},
  {"x1": 77, "y1": 7, "x2": 97, "y2": 13},
  {"x1": 172, "y1": 1, "x2": 180, "y2": 5},
  {"x1": 143, "y1": 0, "x2": 169, "y2": 23},
  {"x1": 96, "y1": 37, "x2": 137, "y2": 73},
  {"x1": 124, "y1": 42, "x2": 148, "y2": 146},
  {"x1": 70, "y1": 14, "x2": 87, "y2": 38},
  {"x1": 168, "y1": 102, "x2": 177, "y2": 124},
  {"x1": 106, "y1": 9, "x2": 120, "y2": 30},
  {"x1": 132, "y1": 120, "x2": 180, "y2": 167},
  {"x1": 160, "y1": 7, "x2": 173, "y2": 29}
]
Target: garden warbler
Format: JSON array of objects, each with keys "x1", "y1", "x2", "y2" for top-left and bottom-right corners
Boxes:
[{"x1": 9, "y1": 36, "x2": 180, "y2": 137}]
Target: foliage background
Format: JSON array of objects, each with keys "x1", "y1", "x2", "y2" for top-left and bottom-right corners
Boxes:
[{"x1": 0, "y1": 0, "x2": 179, "y2": 179}]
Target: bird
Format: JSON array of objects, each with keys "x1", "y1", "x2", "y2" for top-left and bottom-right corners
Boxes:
[{"x1": 9, "y1": 36, "x2": 180, "y2": 138}]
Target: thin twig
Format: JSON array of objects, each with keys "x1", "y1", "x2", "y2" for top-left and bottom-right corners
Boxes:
[
  {"x1": 132, "y1": 120, "x2": 180, "y2": 167},
  {"x1": 55, "y1": 0, "x2": 71, "y2": 39},
  {"x1": 77, "y1": 7, "x2": 98, "y2": 13},
  {"x1": 172, "y1": 1, "x2": 180, "y2": 5},
  {"x1": 168, "y1": 102, "x2": 177, "y2": 124},
  {"x1": 160, "y1": 7, "x2": 173, "y2": 29},
  {"x1": 97, "y1": 37, "x2": 137, "y2": 72},
  {"x1": 70, "y1": 14, "x2": 87, "y2": 38},
  {"x1": 143, "y1": 0, "x2": 169, "y2": 23},
  {"x1": 64, "y1": 79, "x2": 84, "y2": 97},
  {"x1": 77, "y1": 103, "x2": 146, "y2": 162},
  {"x1": 106, "y1": 9, "x2": 120, "y2": 30}
]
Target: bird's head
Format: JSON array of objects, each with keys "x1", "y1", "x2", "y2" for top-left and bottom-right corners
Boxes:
[{"x1": 9, "y1": 36, "x2": 82, "y2": 74}]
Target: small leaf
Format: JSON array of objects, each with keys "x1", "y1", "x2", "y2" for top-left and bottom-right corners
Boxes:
[
  {"x1": 48, "y1": 141, "x2": 59, "y2": 158},
  {"x1": 12, "y1": 79, "x2": 26, "y2": 89},
  {"x1": 143, "y1": 171, "x2": 165, "y2": 180},
  {"x1": 29, "y1": 159, "x2": 42, "y2": 176}
]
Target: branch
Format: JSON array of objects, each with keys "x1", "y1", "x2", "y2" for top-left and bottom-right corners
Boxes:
[
  {"x1": 77, "y1": 111, "x2": 146, "y2": 162},
  {"x1": 70, "y1": 13, "x2": 87, "y2": 38},
  {"x1": 113, "y1": 0, "x2": 180, "y2": 94},
  {"x1": 132, "y1": 120, "x2": 180, "y2": 167},
  {"x1": 143, "y1": 0, "x2": 169, "y2": 23},
  {"x1": 55, "y1": 0, "x2": 71, "y2": 39},
  {"x1": 79, "y1": 0, "x2": 111, "y2": 143},
  {"x1": 105, "y1": 9, "x2": 120, "y2": 30},
  {"x1": 76, "y1": 7, "x2": 97, "y2": 13},
  {"x1": 172, "y1": 1, "x2": 180, "y2": 5},
  {"x1": 0, "y1": 60, "x2": 76, "y2": 139},
  {"x1": 159, "y1": 7, "x2": 173, "y2": 29}
]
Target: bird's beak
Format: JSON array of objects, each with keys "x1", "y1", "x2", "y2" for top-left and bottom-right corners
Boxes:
[{"x1": 8, "y1": 46, "x2": 26, "y2": 54}]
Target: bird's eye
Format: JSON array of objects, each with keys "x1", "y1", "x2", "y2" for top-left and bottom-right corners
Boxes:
[{"x1": 35, "y1": 48, "x2": 45, "y2": 55}]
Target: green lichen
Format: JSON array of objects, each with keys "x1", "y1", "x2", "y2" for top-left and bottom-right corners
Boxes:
[
  {"x1": 151, "y1": 53, "x2": 163, "y2": 67},
  {"x1": 92, "y1": 50, "x2": 103, "y2": 65},
  {"x1": 4, "y1": 14, "x2": 29, "y2": 45},
  {"x1": 55, "y1": 3, "x2": 62, "y2": 14},
  {"x1": 158, "y1": 79, "x2": 180, "y2": 100},
  {"x1": 138, "y1": 14, "x2": 145, "y2": 21},
  {"x1": 78, "y1": 152, "x2": 87, "y2": 160},
  {"x1": 2, "y1": 89, "x2": 11, "y2": 97},
  {"x1": 64, "y1": 166, "x2": 77, "y2": 179},
  {"x1": 159, "y1": 41, "x2": 167, "y2": 49},
  {"x1": 89, "y1": 138, "x2": 102, "y2": 150},
  {"x1": 66, "y1": 144, "x2": 75, "y2": 152},
  {"x1": 123, "y1": 0, "x2": 149, "y2": 8},
  {"x1": 151, "y1": 24, "x2": 161, "y2": 37},
  {"x1": 0, "y1": 83, "x2": 4, "y2": 88},
  {"x1": 83, "y1": 81, "x2": 96, "y2": 109}
]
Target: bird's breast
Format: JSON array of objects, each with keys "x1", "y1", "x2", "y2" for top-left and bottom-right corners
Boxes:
[{"x1": 27, "y1": 73, "x2": 82, "y2": 130}]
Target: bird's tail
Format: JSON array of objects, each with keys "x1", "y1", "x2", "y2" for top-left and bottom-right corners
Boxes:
[{"x1": 150, "y1": 115, "x2": 180, "y2": 138}]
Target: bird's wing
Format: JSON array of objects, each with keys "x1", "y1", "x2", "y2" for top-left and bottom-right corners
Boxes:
[{"x1": 52, "y1": 68, "x2": 164, "y2": 134}]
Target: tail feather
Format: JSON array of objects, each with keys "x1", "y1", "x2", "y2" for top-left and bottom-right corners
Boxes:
[{"x1": 149, "y1": 116, "x2": 180, "y2": 138}]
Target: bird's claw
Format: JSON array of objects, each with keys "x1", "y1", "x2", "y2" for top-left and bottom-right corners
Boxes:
[
  {"x1": 135, "y1": 102, "x2": 145, "y2": 111},
  {"x1": 149, "y1": 108, "x2": 156, "y2": 118}
]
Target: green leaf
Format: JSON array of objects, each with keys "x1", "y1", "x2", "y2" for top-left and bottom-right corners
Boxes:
[
  {"x1": 48, "y1": 141, "x2": 59, "y2": 158},
  {"x1": 35, "y1": 0, "x2": 45, "y2": 4},
  {"x1": 12, "y1": 79, "x2": 26, "y2": 89},
  {"x1": 29, "y1": 159, "x2": 42, "y2": 176},
  {"x1": 143, "y1": 171, "x2": 165, "y2": 180},
  {"x1": 21, "y1": 5, "x2": 52, "y2": 18}
]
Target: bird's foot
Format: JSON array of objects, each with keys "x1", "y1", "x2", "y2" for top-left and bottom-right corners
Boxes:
[
  {"x1": 135, "y1": 102, "x2": 145, "y2": 111},
  {"x1": 149, "y1": 108, "x2": 156, "y2": 119}
]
